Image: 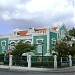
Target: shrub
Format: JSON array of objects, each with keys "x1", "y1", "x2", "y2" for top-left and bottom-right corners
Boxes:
[{"x1": 31, "y1": 61, "x2": 54, "y2": 68}]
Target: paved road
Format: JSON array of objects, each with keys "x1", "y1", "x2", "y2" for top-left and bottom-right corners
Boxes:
[{"x1": 0, "y1": 69, "x2": 75, "y2": 75}]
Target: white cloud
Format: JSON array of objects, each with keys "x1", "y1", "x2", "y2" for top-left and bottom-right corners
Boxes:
[
  {"x1": 0, "y1": 0, "x2": 39, "y2": 20},
  {"x1": 0, "y1": 0, "x2": 74, "y2": 20},
  {"x1": 2, "y1": 14, "x2": 10, "y2": 20},
  {"x1": 0, "y1": 0, "x2": 20, "y2": 7},
  {"x1": 1, "y1": 11, "x2": 11, "y2": 20},
  {"x1": 0, "y1": 0, "x2": 74, "y2": 32},
  {"x1": 25, "y1": 0, "x2": 73, "y2": 14},
  {"x1": 26, "y1": 0, "x2": 55, "y2": 13}
]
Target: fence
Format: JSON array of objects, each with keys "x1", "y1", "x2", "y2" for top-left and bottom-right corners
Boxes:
[
  {"x1": 72, "y1": 57, "x2": 75, "y2": 66},
  {"x1": 0, "y1": 54, "x2": 9, "y2": 65},
  {"x1": 12, "y1": 56, "x2": 54, "y2": 68},
  {"x1": 31, "y1": 56, "x2": 54, "y2": 68},
  {"x1": 12, "y1": 55, "x2": 28, "y2": 67},
  {"x1": 0, "y1": 54, "x2": 75, "y2": 69},
  {"x1": 57, "y1": 56, "x2": 69, "y2": 68}
]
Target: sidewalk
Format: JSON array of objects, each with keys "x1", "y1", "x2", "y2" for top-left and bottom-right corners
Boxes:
[{"x1": 0, "y1": 65, "x2": 75, "y2": 73}]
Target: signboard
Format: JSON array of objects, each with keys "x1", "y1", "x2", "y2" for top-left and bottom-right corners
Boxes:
[{"x1": 8, "y1": 49, "x2": 12, "y2": 54}]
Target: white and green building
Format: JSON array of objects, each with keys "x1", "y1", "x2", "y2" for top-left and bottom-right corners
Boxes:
[{"x1": 0, "y1": 24, "x2": 67, "y2": 56}]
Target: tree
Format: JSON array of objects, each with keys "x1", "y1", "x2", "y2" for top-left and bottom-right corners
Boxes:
[
  {"x1": 12, "y1": 40, "x2": 36, "y2": 56},
  {"x1": 69, "y1": 42, "x2": 75, "y2": 56},
  {"x1": 69, "y1": 28, "x2": 75, "y2": 37},
  {"x1": 55, "y1": 41, "x2": 69, "y2": 56},
  {"x1": 55, "y1": 40, "x2": 75, "y2": 57},
  {"x1": 63, "y1": 35, "x2": 71, "y2": 41}
]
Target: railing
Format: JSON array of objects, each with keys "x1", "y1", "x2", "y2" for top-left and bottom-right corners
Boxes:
[
  {"x1": 0, "y1": 54, "x2": 9, "y2": 65},
  {"x1": 72, "y1": 57, "x2": 75, "y2": 66},
  {"x1": 0, "y1": 54, "x2": 75, "y2": 68},
  {"x1": 31, "y1": 56, "x2": 54, "y2": 68},
  {"x1": 12, "y1": 56, "x2": 28, "y2": 67},
  {"x1": 57, "y1": 56, "x2": 69, "y2": 68}
]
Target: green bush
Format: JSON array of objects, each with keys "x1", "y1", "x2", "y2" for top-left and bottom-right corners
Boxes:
[
  {"x1": 31, "y1": 61, "x2": 54, "y2": 68},
  {"x1": 13, "y1": 61, "x2": 28, "y2": 67},
  {"x1": 4, "y1": 61, "x2": 9, "y2": 65},
  {"x1": 72, "y1": 57, "x2": 75, "y2": 66},
  {"x1": 0, "y1": 54, "x2": 4, "y2": 62}
]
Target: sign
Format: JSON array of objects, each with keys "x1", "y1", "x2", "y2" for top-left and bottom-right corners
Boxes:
[{"x1": 8, "y1": 49, "x2": 12, "y2": 54}]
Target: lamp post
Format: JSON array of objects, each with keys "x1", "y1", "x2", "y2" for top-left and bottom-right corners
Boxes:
[
  {"x1": 4, "y1": 51, "x2": 6, "y2": 62},
  {"x1": 41, "y1": 42, "x2": 44, "y2": 67},
  {"x1": 42, "y1": 44, "x2": 43, "y2": 64}
]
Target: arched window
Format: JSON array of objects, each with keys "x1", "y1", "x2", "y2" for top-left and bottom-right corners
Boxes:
[
  {"x1": 36, "y1": 37, "x2": 44, "y2": 53},
  {"x1": 10, "y1": 41, "x2": 16, "y2": 49},
  {"x1": 10, "y1": 41, "x2": 16, "y2": 46},
  {"x1": 37, "y1": 44, "x2": 42, "y2": 53},
  {"x1": 1, "y1": 40, "x2": 6, "y2": 51},
  {"x1": 52, "y1": 38, "x2": 56, "y2": 46},
  {"x1": 36, "y1": 37, "x2": 44, "y2": 44},
  {"x1": 1, "y1": 40, "x2": 6, "y2": 46},
  {"x1": 25, "y1": 40, "x2": 31, "y2": 44}
]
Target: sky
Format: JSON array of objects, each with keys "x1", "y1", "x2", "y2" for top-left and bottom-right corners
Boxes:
[{"x1": 0, "y1": 0, "x2": 75, "y2": 34}]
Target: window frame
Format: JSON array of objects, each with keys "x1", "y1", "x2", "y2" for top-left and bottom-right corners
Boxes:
[
  {"x1": 52, "y1": 38, "x2": 56, "y2": 46},
  {"x1": 1, "y1": 40, "x2": 6, "y2": 46}
]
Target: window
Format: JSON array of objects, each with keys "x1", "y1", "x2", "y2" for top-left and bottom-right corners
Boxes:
[
  {"x1": 2, "y1": 46, "x2": 5, "y2": 50},
  {"x1": 1, "y1": 40, "x2": 6, "y2": 52},
  {"x1": 36, "y1": 37, "x2": 44, "y2": 44},
  {"x1": 10, "y1": 41, "x2": 16, "y2": 49},
  {"x1": 37, "y1": 40, "x2": 43, "y2": 44},
  {"x1": 37, "y1": 45, "x2": 42, "y2": 53},
  {"x1": 10, "y1": 41, "x2": 16, "y2": 46},
  {"x1": 17, "y1": 32, "x2": 20, "y2": 35},
  {"x1": 25, "y1": 40, "x2": 31, "y2": 44},
  {"x1": 1, "y1": 40, "x2": 6, "y2": 46},
  {"x1": 36, "y1": 37, "x2": 44, "y2": 53},
  {"x1": 25, "y1": 41, "x2": 31, "y2": 44},
  {"x1": 52, "y1": 38, "x2": 56, "y2": 46}
]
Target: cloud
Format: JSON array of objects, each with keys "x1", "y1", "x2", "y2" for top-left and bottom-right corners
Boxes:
[
  {"x1": 0, "y1": 0, "x2": 34, "y2": 20},
  {"x1": 0, "y1": 0, "x2": 74, "y2": 34},
  {"x1": 25, "y1": 0, "x2": 55, "y2": 13}
]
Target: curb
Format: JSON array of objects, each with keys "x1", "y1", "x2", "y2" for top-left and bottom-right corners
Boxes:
[{"x1": 0, "y1": 65, "x2": 75, "y2": 73}]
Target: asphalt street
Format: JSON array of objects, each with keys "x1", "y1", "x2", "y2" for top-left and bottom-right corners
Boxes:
[{"x1": 0, "y1": 69, "x2": 75, "y2": 75}]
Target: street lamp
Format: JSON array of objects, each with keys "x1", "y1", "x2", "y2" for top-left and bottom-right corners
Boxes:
[
  {"x1": 42, "y1": 44, "x2": 43, "y2": 63},
  {"x1": 4, "y1": 51, "x2": 7, "y2": 62},
  {"x1": 41, "y1": 42, "x2": 44, "y2": 67}
]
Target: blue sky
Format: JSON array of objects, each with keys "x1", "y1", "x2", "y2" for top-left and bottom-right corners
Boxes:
[
  {"x1": 0, "y1": 0, "x2": 75, "y2": 34},
  {"x1": 0, "y1": 23, "x2": 13, "y2": 34}
]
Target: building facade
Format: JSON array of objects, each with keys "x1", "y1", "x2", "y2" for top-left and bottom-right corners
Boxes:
[{"x1": 0, "y1": 24, "x2": 67, "y2": 56}]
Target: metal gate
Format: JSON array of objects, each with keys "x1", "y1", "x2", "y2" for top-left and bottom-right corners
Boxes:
[{"x1": 57, "y1": 56, "x2": 69, "y2": 68}]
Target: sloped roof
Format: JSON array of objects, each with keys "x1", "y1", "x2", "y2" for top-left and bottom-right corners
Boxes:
[
  {"x1": 34, "y1": 28, "x2": 46, "y2": 31},
  {"x1": 17, "y1": 30, "x2": 28, "y2": 36},
  {"x1": 34, "y1": 28, "x2": 46, "y2": 33},
  {"x1": 51, "y1": 27, "x2": 58, "y2": 31}
]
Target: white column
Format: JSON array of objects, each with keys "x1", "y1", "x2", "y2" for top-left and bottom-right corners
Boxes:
[
  {"x1": 54, "y1": 55, "x2": 57, "y2": 69},
  {"x1": 47, "y1": 27, "x2": 50, "y2": 53},
  {"x1": 61, "y1": 57, "x2": 62, "y2": 66},
  {"x1": 44, "y1": 28, "x2": 51, "y2": 56},
  {"x1": 9, "y1": 55, "x2": 13, "y2": 68},
  {"x1": 27, "y1": 53, "x2": 29, "y2": 62},
  {"x1": 31, "y1": 27, "x2": 34, "y2": 44},
  {"x1": 28, "y1": 55, "x2": 31, "y2": 68},
  {"x1": 61, "y1": 57, "x2": 62, "y2": 63},
  {"x1": 69, "y1": 55, "x2": 72, "y2": 67}
]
